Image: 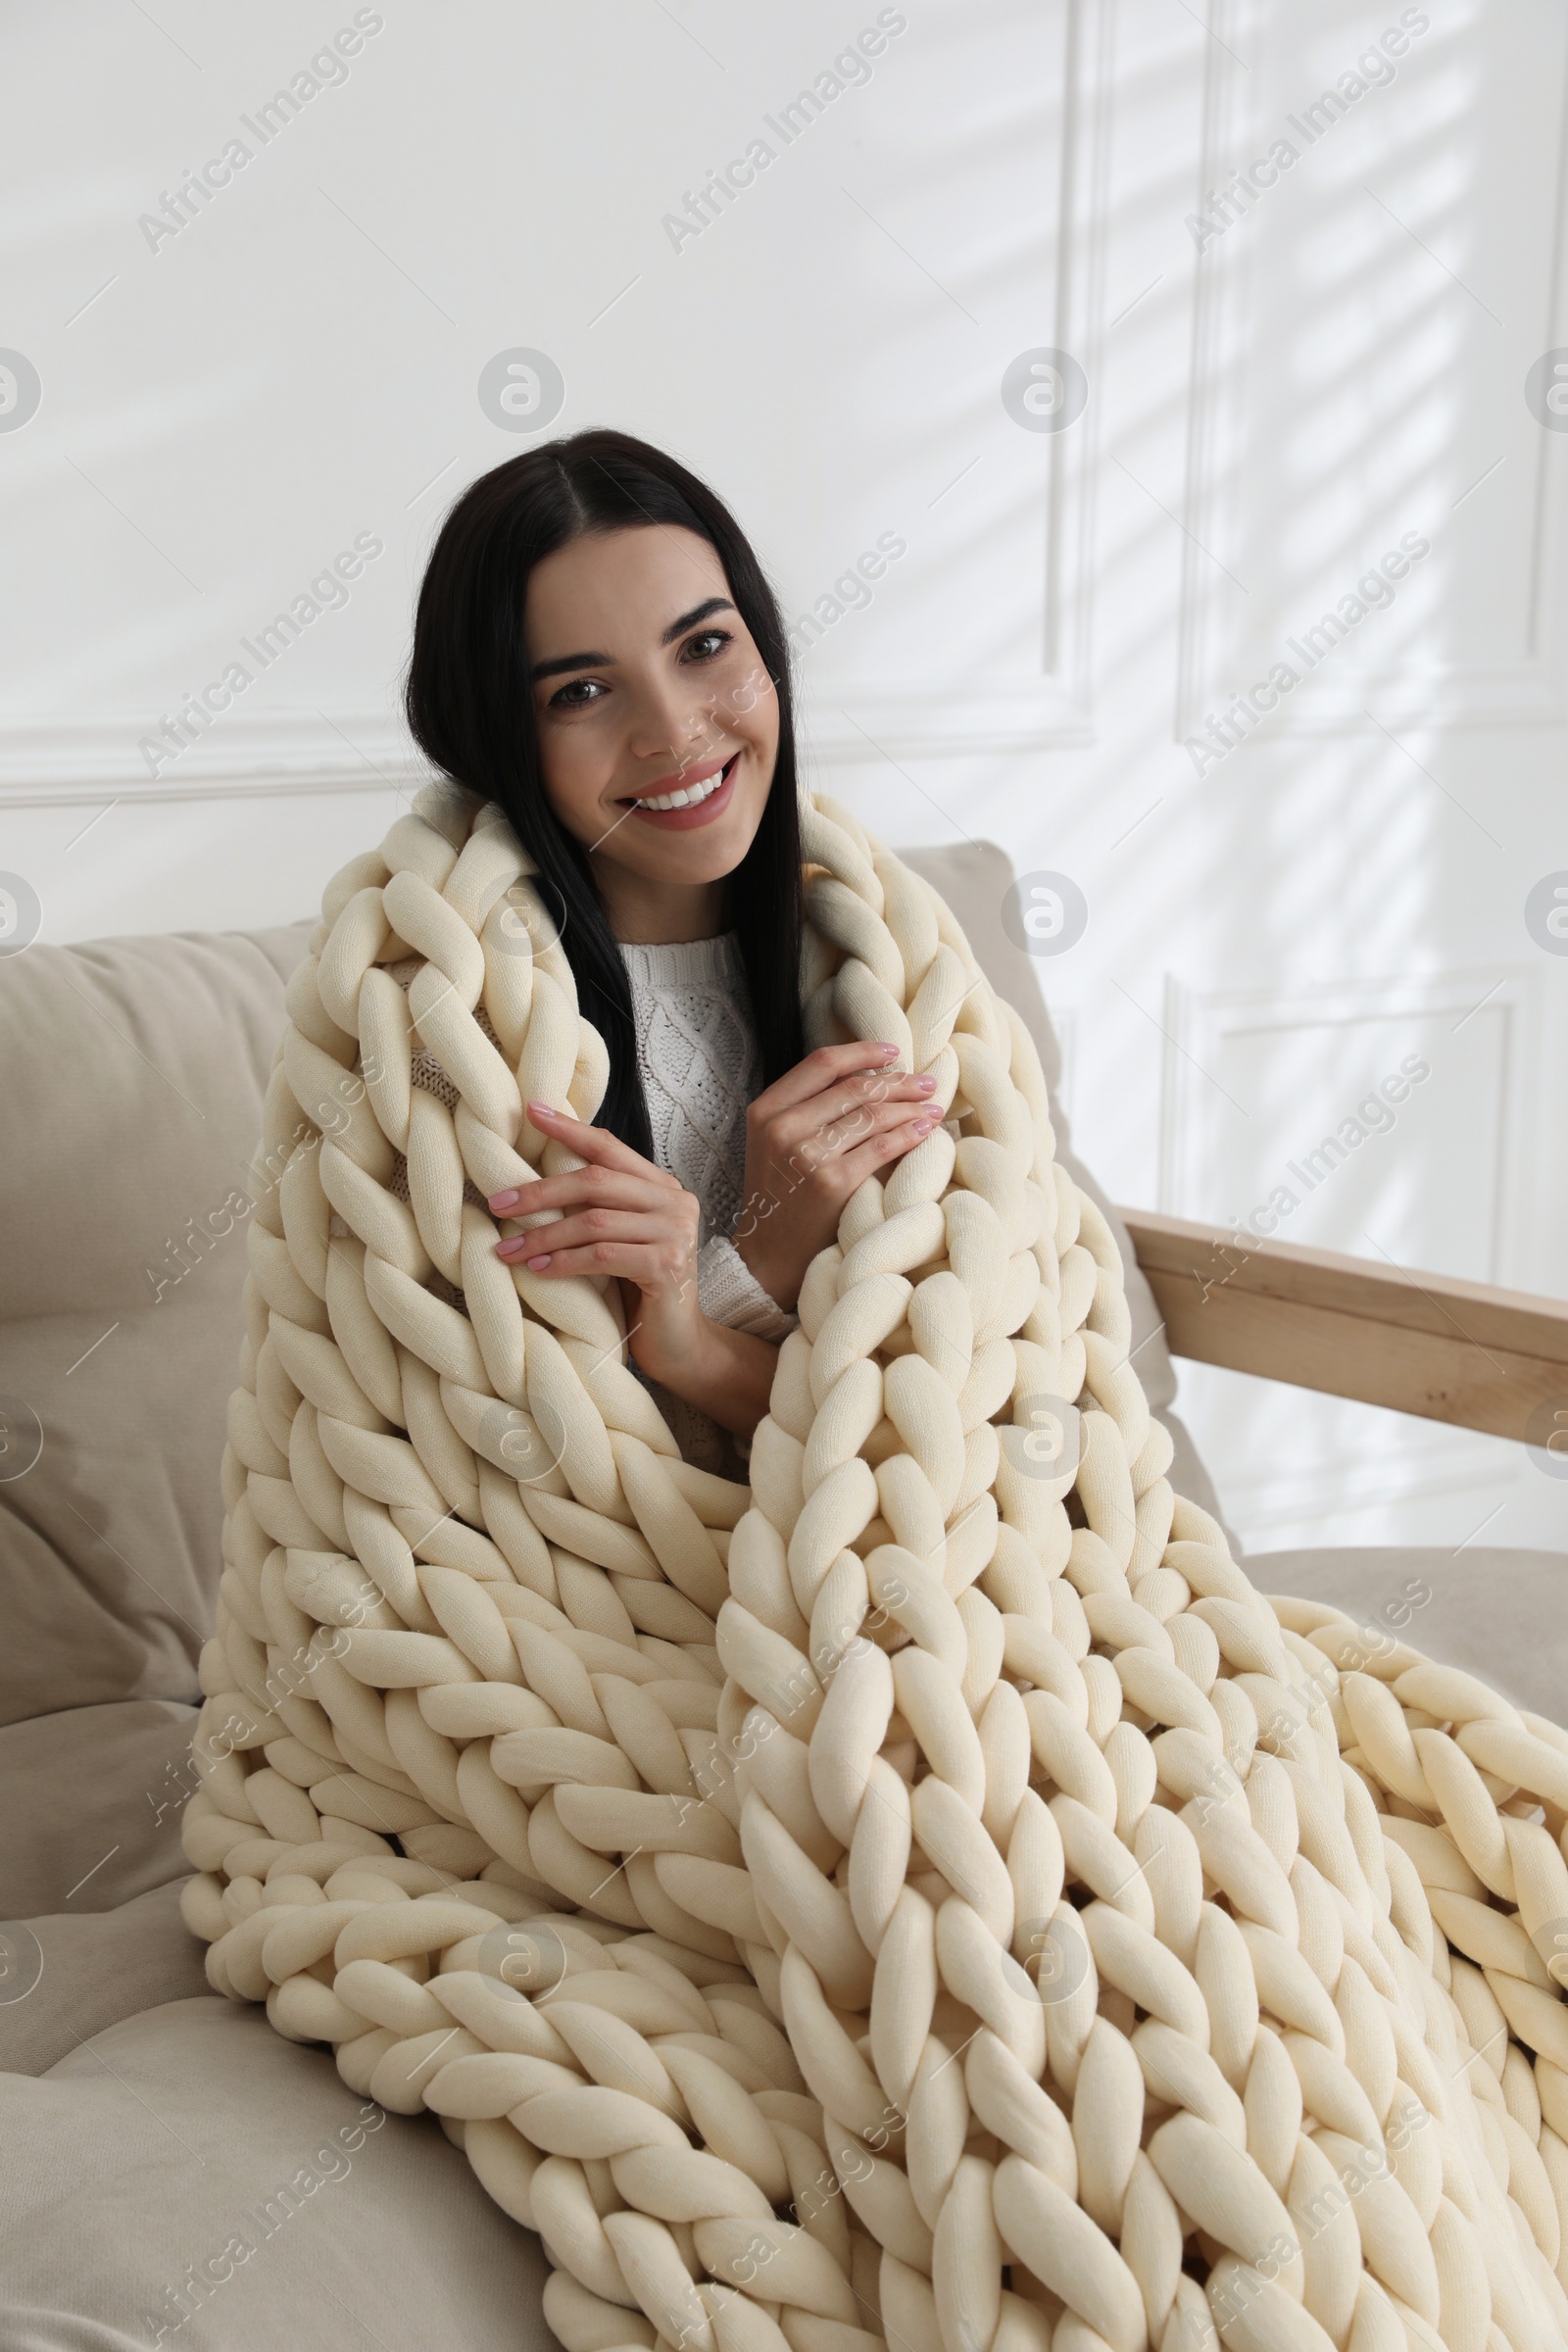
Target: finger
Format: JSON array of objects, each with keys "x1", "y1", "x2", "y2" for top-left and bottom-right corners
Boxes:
[
  {"x1": 771, "y1": 1093, "x2": 941, "y2": 1177},
  {"x1": 818, "y1": 1070, "x2": 935, "y2": 1118},
  {"x1": 496, "y1": 1209, "x2": 678, "y2": 1264},
  {"x1": 835, "y1": 1113, "x2": 944, "y2": 1192},
  {"x1": 515, "y1": 1238, "x2": 697, "y2": 1289},
  {"x1": 760, "y1": 1092, "x2": 926, "y2": 1180},
  {"x1": 765, "y1": 1069, "x2": 935, "y2": 1150},
  {"x1": 489, "y1": 1165, "x2": 674, "y2": 1219},
  {"x1": 491, "y1": 1105, "x2": 674, "y2": 1204},
  {"x1": 749, "y1": 1041, "x2": 904, "y2": 1117},
  {"x1": 809, "y1": 1095, "x2": 931, "y2": 1164}
]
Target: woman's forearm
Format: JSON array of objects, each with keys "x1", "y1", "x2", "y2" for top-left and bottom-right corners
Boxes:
[{"x1": 636, "y1": 1316, "x2": 779, "y2": 1440}]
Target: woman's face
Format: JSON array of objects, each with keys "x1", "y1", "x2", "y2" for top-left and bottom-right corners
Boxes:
[{"x1": 523, "y1": 523, "x2": 780, "y2": 904}]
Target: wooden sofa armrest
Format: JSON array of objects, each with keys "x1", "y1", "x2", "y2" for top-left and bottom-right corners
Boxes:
[{"x1": 1118, "y1": 1208, "x2": 1568, "y2": 1446}]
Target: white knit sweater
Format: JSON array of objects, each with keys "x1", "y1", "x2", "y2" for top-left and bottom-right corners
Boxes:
[{"x1": 618, "y1": 933, "x2": 796, "y2": 1471}]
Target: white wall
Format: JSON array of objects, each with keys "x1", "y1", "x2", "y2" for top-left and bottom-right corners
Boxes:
[{"x1": 5, "y1": 0, "x2": 1566, "y2": 1557}]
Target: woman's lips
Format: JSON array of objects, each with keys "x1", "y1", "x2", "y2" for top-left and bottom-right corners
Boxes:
[{"x1": 624, "y1": 755, "x2": 739, "y2": 830}]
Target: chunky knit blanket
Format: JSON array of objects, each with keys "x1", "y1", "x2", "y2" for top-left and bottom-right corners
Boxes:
[{"x1": 185, "y1": 782, "x2": 1568, "y2": 2352}]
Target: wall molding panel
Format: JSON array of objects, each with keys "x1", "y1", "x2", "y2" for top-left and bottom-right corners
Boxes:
[
  {"x1": 0, "y1": 712, "x2": 432, "y2": 809},
  {"x1": 1155, "y1": 962, "x2": 1541, "y2": 1293}
]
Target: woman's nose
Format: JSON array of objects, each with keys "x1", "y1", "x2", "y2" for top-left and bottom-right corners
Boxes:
[{"x1": 625, "y1": 680, "x2": 717, "y2": 765}]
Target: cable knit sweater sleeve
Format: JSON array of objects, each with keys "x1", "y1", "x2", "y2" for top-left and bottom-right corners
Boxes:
[
  {"x1": 695, "y1": 1233, "x2": 796, "y2": 1342},
  {"x1": 618, "y1": 936, "x2": 798, "y2": 1347}
]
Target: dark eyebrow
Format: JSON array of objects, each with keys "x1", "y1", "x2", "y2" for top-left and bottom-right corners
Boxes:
[
  {"x1": 661, "y1": 595, "x2": 734, "y2": 645},
  {"x1": 527, "y1": 596, "x2": 735, "y2": 684}
]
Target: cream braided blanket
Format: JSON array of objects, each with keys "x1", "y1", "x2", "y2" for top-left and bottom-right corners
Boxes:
[{"x1": 184, "y1": 781, "x2": 1568, "y2": 2352}]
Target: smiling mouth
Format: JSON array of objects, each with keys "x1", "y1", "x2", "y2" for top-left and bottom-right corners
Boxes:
[
  {"x1": 617, "y1": 752, "x2": 741, "y2": 830},
  {"x1": 626, "y1": 754, "x2": 738, "y2": 813}
]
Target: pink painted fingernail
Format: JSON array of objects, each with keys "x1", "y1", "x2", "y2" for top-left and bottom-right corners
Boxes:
[
  {"x1": 528, "y1": 1253, "x2": 552, "y2": 1270},
  {"x1": 876, "y1": 1042, "x2": 899, "y2": 1055},
  {"x1": 914, "y1": 1116, "x2": 939, "y2": 1135},
  {"x1": 496, "y1": 1238, "x2": 523, "y2": 1259},
  {"x1": 915, "y1": 1075, "x2": 937, "y2": 1093},
  {"x1": 490, "y1": 1189, "x2": 520, "y2": 1211},
  {"x1": 526, "y1": 1100, "x2": 555, "y2": 1119}
]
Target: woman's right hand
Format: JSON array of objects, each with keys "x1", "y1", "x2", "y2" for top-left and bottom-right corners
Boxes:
[{"x1": 731, "y1": 1042, "x2": 942, "y2": 1311}]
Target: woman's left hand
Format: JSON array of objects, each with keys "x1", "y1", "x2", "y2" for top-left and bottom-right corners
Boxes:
[{"x1": 488, "y1": 1102, "x2": 705, "y2": 1381}]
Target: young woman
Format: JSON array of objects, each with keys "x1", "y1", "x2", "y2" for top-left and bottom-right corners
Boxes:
[{"x1": 405, "y1": 430, "x2": 941, "y2": 1474}]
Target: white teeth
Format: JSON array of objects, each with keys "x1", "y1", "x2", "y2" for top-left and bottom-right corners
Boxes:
[{"x1": 634, "y1": 760, "x2": 731, "y2": 813}]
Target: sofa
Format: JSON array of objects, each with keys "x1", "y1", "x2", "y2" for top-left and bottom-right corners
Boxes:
[{"x1": 1, "y1": 841, "x2": 1561, "y2": 2350}]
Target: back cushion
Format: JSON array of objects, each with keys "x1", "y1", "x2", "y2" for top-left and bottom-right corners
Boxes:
[{"x1": 0, "y1": 924, "x2": 310, "y2": 1724}]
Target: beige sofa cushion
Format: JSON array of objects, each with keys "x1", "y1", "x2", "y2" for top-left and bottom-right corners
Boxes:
[
  {"x1": 0, "y1": 1699, "x2": 198, "y2": 1918},
  {"x1": 0, "y1": 923, "x2": 310, "y2": 1729},
  {"x1": 0, "y1": 1882, "x2": 209, "y2": 2080},
  {"x1": 0, "y1": 1998, "x2": 556, "y2": 2351},
  {"x1": 1250, "y1": 1544, "x2": 1568, "y2": 1724}
]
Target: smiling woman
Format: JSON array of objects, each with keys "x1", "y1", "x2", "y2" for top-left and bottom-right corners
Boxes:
[{"x1": 404, "y1": 433, "x2": 942, "y2": 1465}]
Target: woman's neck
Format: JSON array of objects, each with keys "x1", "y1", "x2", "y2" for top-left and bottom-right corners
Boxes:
[{"x1": 591, "y1": 854, "x2": 729, "y2": 947}]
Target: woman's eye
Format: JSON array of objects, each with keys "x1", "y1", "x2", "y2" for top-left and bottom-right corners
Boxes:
[
  {"x1": 549, "y1": 677, "x2": 605, "y2": 709},
  {"x1": 683, "y1": 628, "x2": 733, "y2": 662}
]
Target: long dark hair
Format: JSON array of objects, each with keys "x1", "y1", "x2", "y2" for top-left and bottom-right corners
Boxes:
[{"x1": 404, "y1": 429, "x2": 806, "y2": 1156}]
